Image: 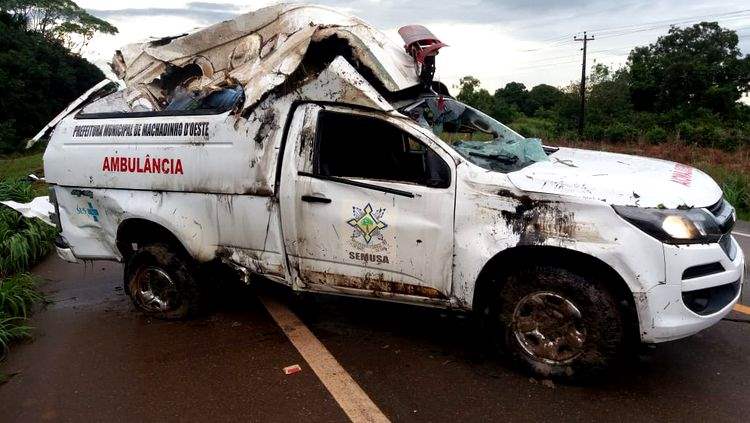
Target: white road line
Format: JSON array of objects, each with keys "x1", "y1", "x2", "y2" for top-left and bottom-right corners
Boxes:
[
  {"x1": 732, "y1": 231, "x2": 750, "y2": 238},
  {"x1": 259, "y1": 294, "x2": 390, "y2": 423}
]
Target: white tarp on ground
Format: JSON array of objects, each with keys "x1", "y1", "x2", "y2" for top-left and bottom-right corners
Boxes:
[
  {"x1": 110, "y1": 3, "x2": 420, "y2": 113},
  {"x1": 1, "y1": 197, "x2": 54, "y2": 226}
]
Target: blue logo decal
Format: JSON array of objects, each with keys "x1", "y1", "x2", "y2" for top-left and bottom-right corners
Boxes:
[{"x1": 76, "y1": 202, "x2": 99, "y2": 222}]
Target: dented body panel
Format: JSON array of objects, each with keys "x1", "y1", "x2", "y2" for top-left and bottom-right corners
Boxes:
[
  {"x1": 451, "y1": 161, "x2": 668, "y2": 307},
  {"x1": 110, "y1": 4, "x2": 417, "y2": 115},
  {"x1": 8, "y1": 4, "x2": 742, "y2": 350},
  {"x1": 509, "y1": 147, "x2": 723, "y2": 209}
]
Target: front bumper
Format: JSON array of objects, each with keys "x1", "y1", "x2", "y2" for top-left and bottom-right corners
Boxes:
[{"x1": 639, "y1": 236, "x2": 744, "y2": 343}]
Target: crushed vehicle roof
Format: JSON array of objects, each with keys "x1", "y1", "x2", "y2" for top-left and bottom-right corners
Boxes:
[{"x1": 110, "y1": 3, "x2": 421, "y2": 114}]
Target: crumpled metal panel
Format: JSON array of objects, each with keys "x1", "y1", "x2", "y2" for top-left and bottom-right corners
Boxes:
[
  {"x1": 44, "y1": 57, "x2": 393, "y2": 198},
  {"x1": 112, "y1": 4, "x2": 419, "y2": 113}
]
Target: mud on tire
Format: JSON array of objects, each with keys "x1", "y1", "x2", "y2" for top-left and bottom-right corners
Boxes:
[
  {"x1": 484, "y1": 265, "x2": 626, "y2": 380},
  {"x1": 124, "y1": 243, "x2": 203, "y2": 320}
]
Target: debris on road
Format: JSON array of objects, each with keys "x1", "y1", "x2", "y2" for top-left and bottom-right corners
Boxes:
[{"x1": 283, "y1": 364, "x2": 302, "y2": 375}]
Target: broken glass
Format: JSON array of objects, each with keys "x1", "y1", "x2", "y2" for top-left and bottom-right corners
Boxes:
[
  {"x1": 402, "y1": 97, "x2": 548, "y2": 172},
  {"x1": 165, "y1": 85, "x2": 244, "y2": 112}
]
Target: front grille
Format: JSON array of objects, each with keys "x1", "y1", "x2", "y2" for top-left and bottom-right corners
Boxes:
[
  {"x1": 682, "y1": 279, "x2": 741, "y2": 315},
  {"x1": 707, "y1": 198, "x2": 724, "y2": 216},
  {"x1": 706, "y1": 198, "x2": 736, "y2": 259},
  {"x1": 708, "y1": 198, "x2": 735, "y2": 231},
  {"x1": 682, "y1": 262, "x2": 724, "y2": 280}
]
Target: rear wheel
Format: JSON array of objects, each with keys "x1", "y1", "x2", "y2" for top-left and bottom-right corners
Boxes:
[
  {"x1": 484, "y1": 266, "x2": 626, "y2": 380},
  {"x1": 124, "y1": 243, "x2": 203, "y2": 320}
]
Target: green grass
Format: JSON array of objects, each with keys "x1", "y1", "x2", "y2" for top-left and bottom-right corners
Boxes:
[
  {"x1": 0, "y1": 152, "x2": 43, "y2": 181},
  {"x1": 509, "y1": 116, "x2": 558, "y2": 140},
  {"x1": 0, "y1": 176, "x2": 52, "y2": 370},
  {"x1": 0, "y1": 273, "x2": 43, "y2": 320},
  {"x1": 0, "y1": 208, "x2": 56, "y2": 277},
  {"x1": 0, "y1": 179, "x2": 57, "y2": 278},
  {"x1": 0, "y1": 152, "x2": 46, "y2": 197},
  {"x1": 0, "y1": 274, "x2": 40, "y2": 364},
  {"x1": 0, "y1": 178, "x2": 34, "y2": 203},
  {"x1": 704, "y1": 167, "x2": 750, "y2": 220},
  {"x1": 0, "y1": 317, "x2": 32, "y2": 361}
]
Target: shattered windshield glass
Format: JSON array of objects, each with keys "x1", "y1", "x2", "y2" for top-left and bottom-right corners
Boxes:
[{"x1": 402, "y1": 97, "x2": 548, "y2": 172}]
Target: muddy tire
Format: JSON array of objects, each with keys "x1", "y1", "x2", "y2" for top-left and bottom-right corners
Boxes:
[
  {"x1": 124, "y1": 243, "x2": 203, "y2": 320},
  {"x1": 485, "y1": 265, "x2": 626, "y2": 380}
]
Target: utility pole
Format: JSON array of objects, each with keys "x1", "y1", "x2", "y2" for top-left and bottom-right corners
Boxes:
[{"x1": 574, "y1": 31, "x2": 594, "y2": 136}]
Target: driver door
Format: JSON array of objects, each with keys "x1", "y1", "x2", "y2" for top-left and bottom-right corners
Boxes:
[{"x1": 279, "y1": 104, "x2": 456, "y2": 300}]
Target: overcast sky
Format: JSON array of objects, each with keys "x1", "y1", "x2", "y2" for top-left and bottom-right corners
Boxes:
[{"x1": 77, "y1": 1, "x2": 750, "y2": 94}]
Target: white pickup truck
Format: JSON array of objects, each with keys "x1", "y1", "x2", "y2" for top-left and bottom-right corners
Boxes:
[{"x1": 7, "y1": 4, "x2": 744, "y2": 379}]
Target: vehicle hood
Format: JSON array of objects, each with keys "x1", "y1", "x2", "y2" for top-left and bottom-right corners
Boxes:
[{"x1": 508, "y1": 147, "x2": 722, "y2": 208}]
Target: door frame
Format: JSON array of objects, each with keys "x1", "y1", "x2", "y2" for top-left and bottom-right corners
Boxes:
[{"x1": 276, "y1": 101, "x2": 460, "y2": 305}]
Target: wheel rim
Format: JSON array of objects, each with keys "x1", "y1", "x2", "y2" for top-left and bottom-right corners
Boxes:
[
  {"x1": 512, "y1": 291, "x2": 587, "y2": 364},
  {"x1": 130, "y1": 266, "x2": 181, "y2": 313}
]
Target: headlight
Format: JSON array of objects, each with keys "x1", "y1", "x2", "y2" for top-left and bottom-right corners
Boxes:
[{"x1": 612, "y1": 205, "x2": 722, "y2": 244}]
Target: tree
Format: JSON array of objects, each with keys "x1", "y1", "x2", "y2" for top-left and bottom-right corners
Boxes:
[
  {"x1": 456, "y1": 76, "x2": 495, "y2": 115},
  {"x1": 628, "y1": 21, "x2": 750, "y2": 116},
  {"x1": 0, "y1": 12, "x2": 105, "y2": 152},
  {"x1": 528, "y1": 84, "x2": 564, "y2": 116},
  {"x1": 0, "y1": 0, "x2": 117, "y2": 53},
  {"x1": 495, "y1": 82, "x2": 531, "y2": 114},
  {"x1": 456, "y1": 76, "x2": 517, "y2": 122},
  {"x1": 587, "y1": 63, "x2": 632, "y2": 123}
]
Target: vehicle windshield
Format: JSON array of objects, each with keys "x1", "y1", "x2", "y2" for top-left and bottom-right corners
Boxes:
[{"x1": 401, "y1": 97, "x2": 549, "y2": 172}]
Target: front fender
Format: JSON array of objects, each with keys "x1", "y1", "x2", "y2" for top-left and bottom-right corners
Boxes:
[{"x1": 452, "y1": 165, "x2": 666, "y2": 308}]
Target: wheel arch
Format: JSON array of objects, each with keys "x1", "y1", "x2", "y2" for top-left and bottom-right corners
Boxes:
[
  {"x1": 116, "y1": 218, "x2": 190, "y2": 262},
  {"x1": 472, "y1": 245, "x2": 639, "y2": 338}
]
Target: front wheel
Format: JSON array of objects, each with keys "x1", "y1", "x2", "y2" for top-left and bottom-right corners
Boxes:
[
  {"x1": 124, "y1": 243, "x2": 203, "y2": 320},
  {"x1": 485, "y1": 266, "x2": 627, "y2": 380}
]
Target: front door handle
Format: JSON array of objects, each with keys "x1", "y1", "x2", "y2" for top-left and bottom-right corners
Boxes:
[{"x1": 301, "y1": 195, "x2": 331, "y2": 204}]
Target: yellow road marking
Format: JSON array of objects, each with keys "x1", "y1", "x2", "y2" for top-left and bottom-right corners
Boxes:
[
  {"x1": 260, "y1": 294, "x2": 390, "y2": 423},
  {"x1": 734, "y1": 303, "x2": 750, "y2": 315}
]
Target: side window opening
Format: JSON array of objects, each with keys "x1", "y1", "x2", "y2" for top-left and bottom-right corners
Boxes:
[
  {"x1": 315, "y1": 111, "x2": 450, "y2": 188},
  {"x1": 78, "y1": 84, "x2": 245, "y2": 118},
  {"x1": 165, "y1": 85, "x2": 244, "y2": 112}
]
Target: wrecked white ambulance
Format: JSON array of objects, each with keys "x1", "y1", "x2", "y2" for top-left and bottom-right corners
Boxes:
[{"x1": 9, "y1": 4, "x2": 745, "y2": 378}]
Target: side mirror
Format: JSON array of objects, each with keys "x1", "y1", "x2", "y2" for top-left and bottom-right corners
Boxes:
[{"x1": 27, "y1": 174, "x2": 45, "y2": 183}]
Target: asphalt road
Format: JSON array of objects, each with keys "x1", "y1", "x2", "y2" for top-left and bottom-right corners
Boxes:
[{"x1": 1, "y1": 229, "x2": 749, "y2": 422}]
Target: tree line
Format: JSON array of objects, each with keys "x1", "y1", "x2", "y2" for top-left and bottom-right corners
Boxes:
[
  {"x1": 0, "y1": 0, "x2": 115, "y2": 153},
  {"x1": 457, "y1": 22, "x2": 750, "y2": 150},
  {"x1": 0, "y1": 5, "x2": 748, "y2": 154}
]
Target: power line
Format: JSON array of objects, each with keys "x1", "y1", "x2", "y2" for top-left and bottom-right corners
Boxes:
[
  {"x1": 594, "y1": 15, "x2": 750, "y2": 40},
  {"x1": 590, "y1": 9, "x2": 750, "y2": 35},
  {"x1": 523, "y1": 9, "x2": 750, "y2": 53}
]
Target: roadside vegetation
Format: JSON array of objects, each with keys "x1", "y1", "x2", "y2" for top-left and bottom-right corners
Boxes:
[
  {"x1": 0, "y1": 1, "x2": 114, "y2": 153},
  {"x1": 0, "y1": 1, "x2": 116, "y2": 378},
  {"x1": 456, "y1": 21, "x2": 750, "y2": 218},
  {"x1": 0, "y1": 151, "x2": 54, "y2": 380},
  {"x1": 0, "y1": 178, "x2": 56, "y2": 371}
]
